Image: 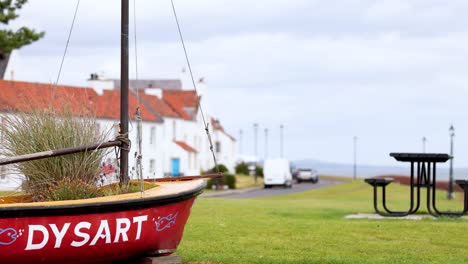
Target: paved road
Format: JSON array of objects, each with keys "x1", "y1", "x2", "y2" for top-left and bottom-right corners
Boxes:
[{"x1": 207, "y1": 179, "x2": 343, "y2": 199}]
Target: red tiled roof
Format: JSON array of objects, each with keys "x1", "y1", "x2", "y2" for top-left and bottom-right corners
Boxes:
[
  {"x1": 211, "y1": 117, "x2": 236, "y2": 141},
  {"x1": 0, "y1": 80, "x2": 160, "y2": 122},
  {"x1": 95, "y1": 90, "x2": 160, "y2": 122},
  {"x1": 138, "y1": 93, "x2": 179, "y2": 118},
  {"x1": 174, "y1": 140, "x2": 197, "y2": 153},
  {"x1": 163, "y1": 90, "x2": 199, "y2": 120},
  {"x1": 211, "y1": 117, "x2": 223, "y2": 130},
  {"x1": 0, "y1": 80, "x2": 99, "y2": 116}
]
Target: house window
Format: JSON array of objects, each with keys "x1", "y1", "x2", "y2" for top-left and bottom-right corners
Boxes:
[
  {"x1": 215, "y1": 141, "x2": 221, "y2": 153},
  {"x1": 172, "y1": 120, "x2": 177, "y2": 140},
  {"x1": 150, "y1": 126, "x2": 156, "y2": 144},
  {"x1": 149, "y1": 159, "x2": 155, "y2": 176}
]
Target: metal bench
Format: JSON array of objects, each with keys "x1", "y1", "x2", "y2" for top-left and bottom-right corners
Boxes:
[{"x1": 364, "y1": 153, "x2": 467, "y2": 217}]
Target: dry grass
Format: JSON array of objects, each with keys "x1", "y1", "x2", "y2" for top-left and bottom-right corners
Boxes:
[
  {"x1": 0, "y1": 108, "x2": 109, "y2": 201},
  {"x1": 319, "y1": 174, "x2": 354, "y2": 181},
  {"x1": 235, "y1": 174, "x2": 264, "y2": 189}
]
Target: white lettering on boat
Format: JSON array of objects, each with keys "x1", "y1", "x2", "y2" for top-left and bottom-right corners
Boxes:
[
  {"x1": 49, "y1": 223, "x2": 71, "y2": 248},
  {"x1": 133, "y1": 215, "x2": 147, "y2": 240},
  {"x1": 71, "y1": 222, "x2": 91, "y2": 247},
  {"x1": 114, "y1": 218, "x2": 130, "y2": 243},
  {"x1": 25, "y1": 215, "x2": 149, "y2": 250},
  {"x1": 26, "y1": 225, "x2": 49, "y2": 250},
  {"x1": 90, "y1": 220, "x2": 111, "y2": 245}
]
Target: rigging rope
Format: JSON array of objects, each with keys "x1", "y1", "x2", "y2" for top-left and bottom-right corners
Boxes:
[
  {"x1": 169, "y1": 0, "x2": 220, "y2": 174},
  {"x1": 135, "y1": 108, "x2": 145, "y2": 195},
  {"x1": 133, "y1": 0, "x2": 140, "y2": 104},
  {"x1": 55, "y1": 0, "x2": 80, "y2": 86},
  {"x1": 132, "y1": 0, "x2": 144, "y2": 192}
]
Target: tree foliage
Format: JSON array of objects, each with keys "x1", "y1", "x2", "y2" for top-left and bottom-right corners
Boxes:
[
  {"x1": 0, "y1": 0, "x2": 44, "y2": 59},
  {"x1": 235, "y1": 162, "x2": 249, "y2": 175}
]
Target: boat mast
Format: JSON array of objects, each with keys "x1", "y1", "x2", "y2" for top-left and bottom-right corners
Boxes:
[{"x1": 120, "y1": 0, "x2": 130, "y2": 186}]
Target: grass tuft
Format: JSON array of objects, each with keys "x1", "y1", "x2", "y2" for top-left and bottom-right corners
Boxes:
[{"x1": 0, "y1": 107, "x2": 108, "y2": 201}]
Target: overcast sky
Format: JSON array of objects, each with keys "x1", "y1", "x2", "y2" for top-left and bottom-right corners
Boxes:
[{"x1": 6, "y1": 0, "x2": 468, "y2": 167}]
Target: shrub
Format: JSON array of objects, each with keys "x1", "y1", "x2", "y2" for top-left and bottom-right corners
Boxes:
[
  {"x1": 207, "y1": 164, "x2": 229, "y2": 174},
  {"x1": 255, "y1": 165, "x2": 263, "y2": 177},
  {"x1": 235, "y1": 162, "x2": 249, "y2": 175},
  {"x1": 206, "y1": 178, "x2": 215, "y2": 189},
  {"x1": 0, "y1": 108, "x2": 108, "y2": 201},
  {"x1": 224, "y1": 174, "x2": 236, "y2": 189},
  {"x1": 206, "y1": 173, "x2": 236, "y2": 189}
]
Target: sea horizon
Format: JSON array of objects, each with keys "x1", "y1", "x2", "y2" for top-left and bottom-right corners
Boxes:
[{"x1": 294, "y1": 159, "x2": 468, "y2": 181}]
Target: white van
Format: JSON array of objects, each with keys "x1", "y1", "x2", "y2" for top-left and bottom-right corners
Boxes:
[{"x1": 263, "y1": 158, "x2": 293, "y2": 188}]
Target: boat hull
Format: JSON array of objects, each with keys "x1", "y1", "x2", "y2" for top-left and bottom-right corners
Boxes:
[{"x1": 0, "y1": 180, "x2": 204, "y2": 263}]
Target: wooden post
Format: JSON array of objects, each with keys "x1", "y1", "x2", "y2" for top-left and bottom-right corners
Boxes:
[
  {"x1": 136, "y1": 255, "x2": 182, "y2": 264},
  {"x1": 120, "y1": 0, "x2": 130, "y2": 186}
]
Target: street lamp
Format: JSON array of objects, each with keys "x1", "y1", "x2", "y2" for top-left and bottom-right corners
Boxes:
[
  {"x1": 448, "y1": 125, "x2": 455, "y2": 200},
  {"x1": 253, "y1": 123, "x2": 258, "y2": 158},
  {"x1": 239, "y1": 129, "x2": 243, "y2": 155},
  {"x1": 264, "y1": 128, "x2": 268, "y2": 160},
  {"x1": 280, "y1": 124, "x2": 284, "y2": 158},
  {"x1": 422, "y1": 137, "x2": 427, "y2": 153},
  {"x1": 353, "y1": 136, "x2": 358, "y2": 180}
]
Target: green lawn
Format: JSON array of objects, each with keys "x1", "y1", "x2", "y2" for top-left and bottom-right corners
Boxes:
[{"x1": 178, "y1": 180, "x2": 468, "y2": 263}]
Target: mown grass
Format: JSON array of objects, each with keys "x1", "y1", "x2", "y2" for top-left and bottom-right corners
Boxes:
[{"x1": 179, "y1": 180, "x2": 468, "y2": 263}]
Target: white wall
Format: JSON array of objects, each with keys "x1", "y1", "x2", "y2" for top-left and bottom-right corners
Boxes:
[
  {"x1": 0, "y1": 114, "x2": 25, "y2": 191},
  {"x1": 160, "y1": 117, "x2": 200, "y2": 176},
  {"x1": 0, "y1": 80, "x2": 238, "y2": 191},
  {"x1": 210, "y1": 122, "x2": 237, "y2": 173},
  {"x1": 97, "y1": 118, "x2": 165, "y2": 179}
]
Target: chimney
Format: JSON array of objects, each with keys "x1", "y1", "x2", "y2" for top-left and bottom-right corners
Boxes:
[
  {"x1": 87, "y1": 73, "x2": 114, "y2": 95},
  {"x1": 144, "y1": 87, "x2": 163, "y2": 98},
  {"x1": 196, "y1": 77, "x2": 207, "y2": 97}
]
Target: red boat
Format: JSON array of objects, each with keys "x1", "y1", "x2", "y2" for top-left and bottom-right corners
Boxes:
[
  {"x1": 0, "y1": 1, "x2": 222, "y2": 262},
  {"x1": 0, "y1": 180, "x2": 205, "y2": 263}
]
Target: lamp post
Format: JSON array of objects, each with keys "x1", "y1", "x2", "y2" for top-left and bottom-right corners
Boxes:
[
  {"x1": 264, "y1": 128, "x2": 268, "y2": 160},
  {"x1": 239, "y1": 129, "x2": 243, "y2": 155},
  {"x1": 353, "y1": 136, "x2": 357, "y2": 180},
  {"x1": 253, "y1": 123, "x2": 258, "y2": 158},
  {"x1": 422, "y1": 137, "x2": 427, "y2": 153},
  {"x1": 280, "y1": 124, "x2": 284, "y2": 158},
  {"x1": 448, "y1": 125, "x2": 455, "y2": 200}
]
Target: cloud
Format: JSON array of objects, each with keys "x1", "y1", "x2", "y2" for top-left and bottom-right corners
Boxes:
[{"x1": 7, "y1": 0, "x2": 468, "y2": 166}]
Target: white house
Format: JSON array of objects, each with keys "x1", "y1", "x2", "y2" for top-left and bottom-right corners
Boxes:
[{"x1": 0, "y1": 75, "x2": 236, "y2": 190}]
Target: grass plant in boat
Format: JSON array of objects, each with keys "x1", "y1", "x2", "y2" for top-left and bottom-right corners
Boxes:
[{"x1": 0, "y1": 107, "x2": 108, "y2": 201}]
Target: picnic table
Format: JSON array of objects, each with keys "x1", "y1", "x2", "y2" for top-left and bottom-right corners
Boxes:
[{"x1": 365, "y1": 153, "x2": 468, "y2": 217}]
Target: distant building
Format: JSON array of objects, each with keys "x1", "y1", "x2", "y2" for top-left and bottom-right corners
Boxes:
[
  {"x1": 0, "y1": 76, "x2": 236, "y2": 190},
  {"x1": 111, "y1": 79, "x2": 182, "y2": 91}
]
